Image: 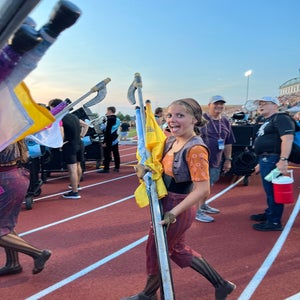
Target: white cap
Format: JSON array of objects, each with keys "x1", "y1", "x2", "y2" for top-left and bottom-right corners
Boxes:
[{"x1": 254, "y1": 96, "x2": 279, "y2": 106}]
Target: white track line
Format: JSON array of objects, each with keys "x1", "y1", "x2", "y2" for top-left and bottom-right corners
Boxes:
[
  {"x1": 25, "y1": 236, "x2": 148, "y2": 300},
  {"x1": 32, "y1": 173, "x2": 135, "y2": 202},
  {"x1": 43, "y1": 160, "x2": 138, "y2": 182},
  {"x1": 23, "y1": 174, "x2": 244, "y2": 299},
  {"x1": 238, "y1": 194, "x2": 300, "y2": 300},
  {"x1": 206, "y1": 176, "x2": 245, "y2": 203},
  {"x1": 285, "y1": 292, "x2": 300, "y2": 300},
  {"x1": 20, "y1": 195, "x2": 134, "y2": 236},
  {"x1": 22, "y1": 174, "x2": 299, "y2": 300}
]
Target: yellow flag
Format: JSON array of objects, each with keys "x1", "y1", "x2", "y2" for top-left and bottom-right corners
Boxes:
[
  {"x1": 0, "y1": 81, "x2": 32, "y2": 151},
  {"x1": 134, "y1": 102, "x2": 167, "y2": 207},
  {"x1": 145, "y1": 102, "x2": 166, "y2": 179},
  {"x1": 14, "y1": 82, "x2": 55, "y2": 141}
]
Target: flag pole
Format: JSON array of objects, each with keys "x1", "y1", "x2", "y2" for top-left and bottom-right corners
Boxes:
[
  {"x1": 55, "y1": 78, "x2": 111, "y2": 119},
  {"x1": 128, "y1": 73, "x2": 175, "y2": 300}
]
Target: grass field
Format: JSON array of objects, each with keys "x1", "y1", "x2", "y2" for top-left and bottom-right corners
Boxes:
[{"x1": 128, "y1": 128, "x2": 137, "y2": 138}]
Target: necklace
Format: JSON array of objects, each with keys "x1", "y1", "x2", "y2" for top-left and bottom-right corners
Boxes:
[{"x1": 172, "y1": 135, "x2": 196, "y2": 152}]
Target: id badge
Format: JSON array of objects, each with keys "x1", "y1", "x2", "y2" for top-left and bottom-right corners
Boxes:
[{"x1": 218, "y1": 139, "x2": 225, "y2": 150}]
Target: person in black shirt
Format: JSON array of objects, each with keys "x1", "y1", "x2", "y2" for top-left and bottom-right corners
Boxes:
[
  {"x1": 252, "y1": 96, "x2": 295, "y2": 231},
  {"x1": 48, "y1": 99, "x2": 84, "y2": 199},
  {"x1": 120, "y1": 122, "x2": 130, "y2": 141},
  {"x1": 97, "y1": 106, "x2": 121, "y2": 173}
]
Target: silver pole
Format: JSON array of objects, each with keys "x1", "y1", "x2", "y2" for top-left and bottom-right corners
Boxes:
[{"x1": 128, "y1": 73, "x2": 175, "y2": 300}]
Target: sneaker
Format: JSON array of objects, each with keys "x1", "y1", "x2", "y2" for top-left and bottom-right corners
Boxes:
[
  {"x1": 250, "y1": 213, "x2": 267, "y2": 222},
  {"x1": 113, "y1": 168, "x2": 119, "y2": 172},
  {"x1": 97, "y1": 169, "x2": 109, "y2": 173},
  {"x1": 63, "y1": 191, "x2": 81, "y2": 199},
  {"x1": 68, "y1": 184, "x2": 82, "y2": 190},
  {"x1": 201, "y1": 203, "x2": 220, "y2": 214},
  {"x1": 120, "y1": 293, "x2": 158, "y2": 300},
  {"x1": 195, "y1": 210, "x2": 214, "y2": 223},
  {"x1": 95, "y1": 160, "x2": 102, "y2": 169},
  {"x1": 215, "y1": 281, "x2": 236, "y2": 299},
  {"x1": 253, "y1": 221, "x2": 283, "y2": 231}
]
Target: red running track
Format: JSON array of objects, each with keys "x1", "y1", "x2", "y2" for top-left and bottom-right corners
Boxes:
[{"x1": 0, "y1": 144, "x2": 299, "y2": 300}]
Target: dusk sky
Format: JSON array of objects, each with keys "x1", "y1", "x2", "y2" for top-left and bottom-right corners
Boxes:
[{"x1": 25, "y1": 0, "x2": 300, "y2": 116}]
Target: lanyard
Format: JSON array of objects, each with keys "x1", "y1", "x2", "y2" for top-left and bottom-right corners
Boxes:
[{"x1": 206, "y1": 114, "x2": 222, "y2": 139}]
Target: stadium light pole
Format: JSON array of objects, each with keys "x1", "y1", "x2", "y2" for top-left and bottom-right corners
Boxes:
[{"x1": 244, "y1": 69, "x2": 253, "y2": 101}]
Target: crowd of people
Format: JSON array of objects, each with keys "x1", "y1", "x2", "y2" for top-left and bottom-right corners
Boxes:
[
  {"x1": 1, "y1": 92, "x2": 297, "y2": 300},
  {"x1": 1, "y1": 1, "x2": 298, "y2": 297}
]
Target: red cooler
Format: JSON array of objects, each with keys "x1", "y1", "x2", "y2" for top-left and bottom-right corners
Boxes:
[{"x1": 272, "y1": 171, "x2": 294, "y2": 204}]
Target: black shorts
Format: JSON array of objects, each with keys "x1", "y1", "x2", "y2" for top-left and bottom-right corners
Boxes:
[{"x1": 63, "y1": 142, "x2": 84, "y2": 164}]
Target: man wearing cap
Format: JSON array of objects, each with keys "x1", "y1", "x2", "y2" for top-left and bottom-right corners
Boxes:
[
  {"x1": 251, "y1": 96, "x2": 295, "y2": 231},
  {"x1": 196, "y1": 95, "x2": 236, "y2": 223}
]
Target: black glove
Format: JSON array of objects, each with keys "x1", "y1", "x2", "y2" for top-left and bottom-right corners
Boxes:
[
  {"x1": 162, "y1": 211, "x2": 176, "y2": 231},
  {"x1": 41, "y1": 0, "x2": 81, "y2": 38},
  {"x1": 10, "y1": 24, "x2": 41, "y2": 54},
  {"x1": 134, "y1": 164, "x2": 153, "y2": 179}
]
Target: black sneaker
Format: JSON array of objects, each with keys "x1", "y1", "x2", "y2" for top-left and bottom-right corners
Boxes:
[
  {"x1": 253, "y1": 221, "x2": 283, "y2": 231},
  {"x1": 63, "y1": 191, "x2": 81, "y2": 199},
  {"x1": 97, "y1": 169, "x2": 109, "y2": 173},
  {"x1": 215, "y1": 281, "x2": 236, "y2": 299},
  {"x1": 250, "y1": 213, "x2": 267, "y2": 222},
  {"x1": 113, "y1": 168, "x2": 119, "y2": 172}
]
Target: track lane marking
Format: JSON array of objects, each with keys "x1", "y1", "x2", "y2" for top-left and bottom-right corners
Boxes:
[
  {"x1": 21, "y1": 172, "x2": 299, "y2": 299},
  {"x1": 25, "y1": 236, "x2": 148, "y2": 300},
  {"x1": 285, "y1": 292, "x2": 300, "y2": 300},
  {"x1": 31, "y1": 173, "x2": 136, "y2": 202},
  {"x1": 20, "y1": 195, "x2": 134, "y2": 237},
  {"x1": 43, "y1": 159, "x2": 138, "y2": 182},
  {"x1": 22, "y1": 175, "x2": 245, "y2": 299},
  {"x1": 238, "y1": 194, "x2": 300, "y2": 300}
]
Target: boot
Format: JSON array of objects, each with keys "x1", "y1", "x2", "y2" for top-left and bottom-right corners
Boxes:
[
  {"x1": 121, "y1": 275, "x2": 160, "y2": 300},
  {"x1": 0, "y1": 232, "x2": 51, "y2": 275},
  {"x1": 0, "y1": 248, "x2": 23, "y2": 276},
  {"x1": 191, "y1": 256, "x2": 236, "y2": 300}
]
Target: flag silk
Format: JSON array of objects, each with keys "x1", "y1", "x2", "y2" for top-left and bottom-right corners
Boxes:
[
  {"x1": 134, "y1": 103, "x2": 167, "y2": 207},
  {"x1": 26, "y1": 114, "x2": 64, "y2": 148},
  {"x1": 0, "y1": 81, "x2": 33, "y2": 152},
  {"x1": 13, "y1": 82, "x2": 55, "y2": 141}
]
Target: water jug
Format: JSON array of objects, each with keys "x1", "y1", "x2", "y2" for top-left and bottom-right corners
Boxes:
[{"x1": 272, "y1": 170, "x2": 294, "y2": 204}]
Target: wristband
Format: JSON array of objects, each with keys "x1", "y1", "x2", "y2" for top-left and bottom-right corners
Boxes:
[
  {"x1": 224, "y1": 157, "x2": 232, "y2": 161},
  {"x1": 280, "y1": 157, "x2": 288, "y2": 161}
]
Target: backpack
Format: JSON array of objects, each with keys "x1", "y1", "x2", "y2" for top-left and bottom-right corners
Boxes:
[{"x1": 289, "y1": 119, "x2": 300, "y2": 164}]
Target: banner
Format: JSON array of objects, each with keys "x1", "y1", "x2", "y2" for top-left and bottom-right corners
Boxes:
[
  {"x1": 13, "y1": 82, "x2": 55, "y2": 141},
  {"x1": 0, "y1": 81, "x2": 33, "y2": 151}
]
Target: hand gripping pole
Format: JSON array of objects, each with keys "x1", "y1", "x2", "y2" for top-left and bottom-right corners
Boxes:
[{"x1": 127, "y1": 73, "x2": 175, "y2": 300}]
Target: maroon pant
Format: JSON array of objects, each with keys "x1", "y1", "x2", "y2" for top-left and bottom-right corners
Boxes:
[
  {"x1": 0, "y1": 167, "x2": 29, "y2": 236},
  {"x1": 146, "y1": 192, "x2": 201, "y2": 275}
]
